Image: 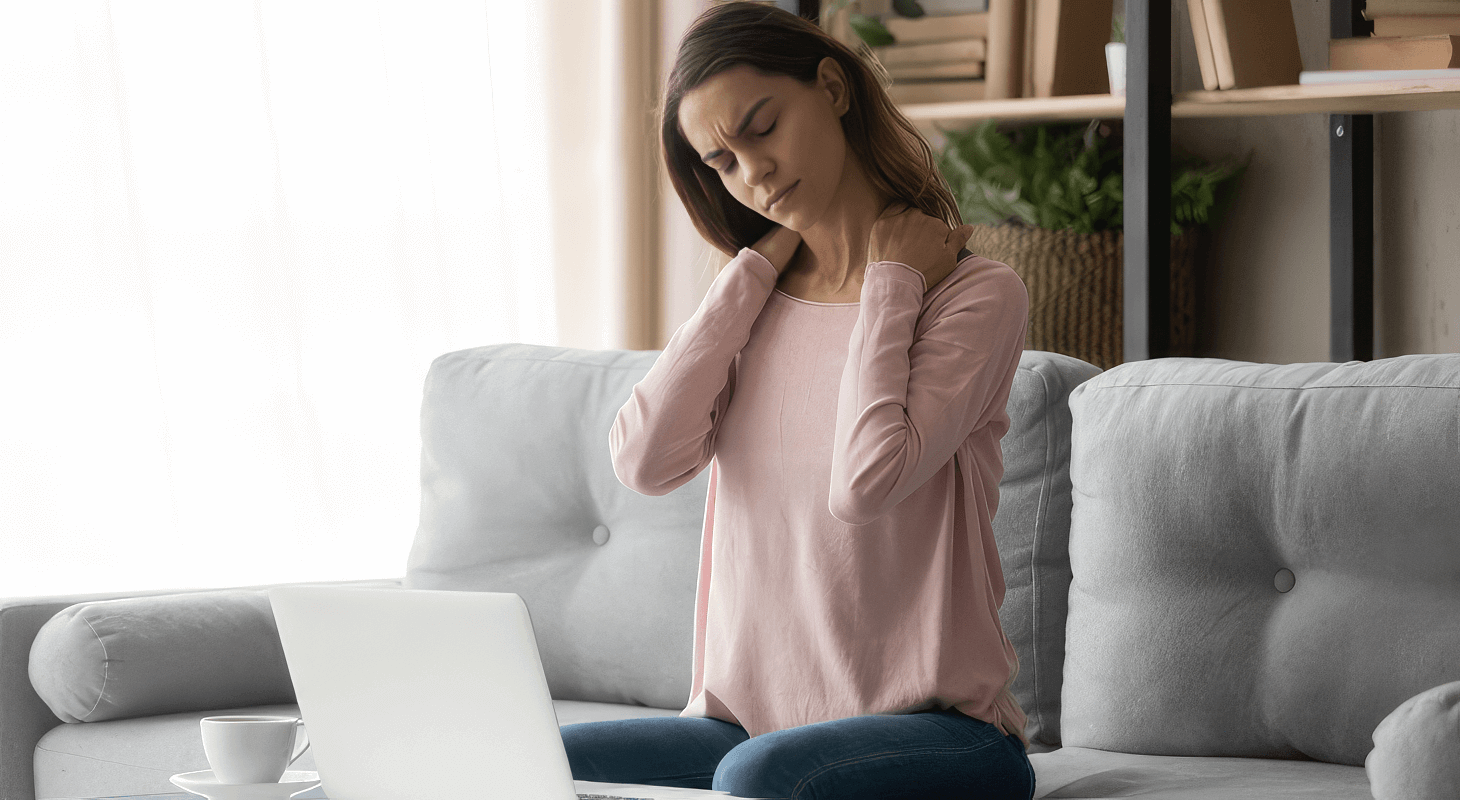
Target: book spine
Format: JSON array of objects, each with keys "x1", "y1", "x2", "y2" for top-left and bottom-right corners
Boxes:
[
  {"x1": 1371, "y1": 15, "x2": 1460, "y2": 37},
  {"x1": 886, "y1": 79, "x2": 987, "y2": 104},
  {"x1": 883, "y1": 12, "x2": 990, "y2": 43},
  {"x1": 985, "y1": 0, "x2": 1026, "y2": 99},
  {"x1": 1363, "y1": 0, "x2": 1460, "y2": 18},
  {"x1": 1188, "y1": 0, "x2": 1221, "y2": 90},
  {"x1": 885, "y1": 61, "x2": 987, "y2": 81},
  {"x1": 1204, "y1": 0, "x2": 1236, "y2": 89},
  {"x1": 1329, "y1": 34, "x2": 1460, "y2": 69},
  {"x1": 872, "y1": 38, "x2": 987, "y2": 65}
]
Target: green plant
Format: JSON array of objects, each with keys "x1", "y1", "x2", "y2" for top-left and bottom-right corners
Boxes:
[
  {"x1": 823, "y1": 0, "x2": 930, "y2": 48},
  {"x1": 935, "y1": 119, "x2": 1248, "y2": 235},
  {"x1": 1111, "y1": 13, "x2": 1125, "y2": 44}
]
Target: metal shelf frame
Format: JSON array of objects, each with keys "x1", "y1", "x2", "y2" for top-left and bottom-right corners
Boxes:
[{"x1": 1124, "y1": 0, "x2": 1375, "y2": 362}]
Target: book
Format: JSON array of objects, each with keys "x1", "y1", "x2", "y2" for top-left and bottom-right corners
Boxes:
[
  {"x1": 1202, "y1": 0, "x2": 1304, "y2": 89},
  {"x1": 885, "y1": 60, "x2": 987, "y2": 80},
  {"x1": 872, "y1": 37, "x2": 987, "y2": 65},
  {"x1": 1362, "y1": 0, "x2": 1460, "y2": 17},
  {"x1": 1299, "y1": 67, "x2": 1460, "y2": 83},
  {"x1": 883, "y1": 12, "x2": 990, "y2": 43},
  {"x1": 1027, "y1": 0, "x2": 1114, "y2": 97},
  {"x1": 1188, "y1": 0, "x2": 1221, "y2": 90},
  {"x1": 1331, "y1": 34, "x2": 1460, "y2": 69},
  {"x1": 887, "y1": 79, "x2": 987, "y2": 104},
  {"x1": 1371, "y1": 15, "x2": 1460, "y2": 36},
  {"x1": 985, "y1": 0, "x2": 1027, "y2": 98}
]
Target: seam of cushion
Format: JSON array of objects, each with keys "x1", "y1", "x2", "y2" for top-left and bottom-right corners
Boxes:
[
  {"x1": 79, "y1": 616, "x2": 110, "y2": 722},
  {"x1": 34, "y1": 742, "x2": 174, "y2": 772},
  {"x1": 1082, "y1": 381, "x2": 1458, "y2": 392},
  {"x1": 1029, "y1": 362, "x2": 1056, "y2": 742}
]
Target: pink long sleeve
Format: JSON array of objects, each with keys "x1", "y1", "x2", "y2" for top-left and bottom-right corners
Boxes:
[
  {"x1": 830, "y1": 260, "x2": 1029, "y2": 525},
  {"x1": 609, "y1": 247, "x2": 777, "y2": 496},
  {"x1": 612, "y1": 244, "x2": 1031, "y2": 745}
]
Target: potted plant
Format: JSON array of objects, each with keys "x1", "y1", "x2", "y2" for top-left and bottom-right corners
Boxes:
[{"x1": 936, "y1": 119, "x2": 1247, "y2": 369}]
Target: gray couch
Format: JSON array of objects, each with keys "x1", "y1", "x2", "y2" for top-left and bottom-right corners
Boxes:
[{"x1": 9, "y1": 343, "x2": 1460, "y2": 800}]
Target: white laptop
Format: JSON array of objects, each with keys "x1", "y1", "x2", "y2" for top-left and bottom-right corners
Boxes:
[{"x1": 269, "y1": 586, "x2": 740, "y2": 800}]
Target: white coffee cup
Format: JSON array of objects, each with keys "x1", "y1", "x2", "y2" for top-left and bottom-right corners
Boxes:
[{"x1": 200, "y1": 715, "x2": 311, "y2": 784}]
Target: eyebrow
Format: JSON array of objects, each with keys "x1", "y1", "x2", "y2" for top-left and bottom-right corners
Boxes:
[{"x1": 699, "y1": 96, "x2": 773, "y2": 165}]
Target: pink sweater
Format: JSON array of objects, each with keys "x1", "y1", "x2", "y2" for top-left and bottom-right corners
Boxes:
[{"x1": 610, "y1": 245, "x2": 1030, "y2": 744}]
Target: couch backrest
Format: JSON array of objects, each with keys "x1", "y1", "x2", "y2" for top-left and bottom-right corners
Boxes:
[
  {"x1": 1060, "y1": 354, "x2": 1460, "y2": 766},
  {"x1": 404, "y1": 343, "x2": 1098, "y2": 745}
]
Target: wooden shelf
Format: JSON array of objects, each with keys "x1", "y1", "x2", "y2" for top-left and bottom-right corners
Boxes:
[
  {"x1": 898, "y1": 78, "x2": 1460, "y2": 124},
  {"x1": 1174, "y1": 78, "x2": 1460, "y2": 117},
  {"x1": 900, "y1": 94, "x2": 1125, "y2": 124}
]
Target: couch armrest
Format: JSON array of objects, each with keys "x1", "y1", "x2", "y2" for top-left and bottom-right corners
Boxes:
[{"x1": 2, "y1": 577, "x2": 401, "y2": 800}]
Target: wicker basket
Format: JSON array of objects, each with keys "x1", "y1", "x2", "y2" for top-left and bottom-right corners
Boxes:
[{"x1": 965, "y1": 224, "x2": 1200, "y2": 371}]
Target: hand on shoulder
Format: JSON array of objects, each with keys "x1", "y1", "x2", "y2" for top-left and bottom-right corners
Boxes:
[
  {"x1": 868, "y1": 200, "x2": 974, "y2": 292},
  {"x1": 749, "y1": 224, "x2": 803, "y2": 276}
]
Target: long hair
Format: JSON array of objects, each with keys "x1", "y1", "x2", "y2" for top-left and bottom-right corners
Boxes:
[{"x1": 661, "y1": 1, "x2": 963, "y2": 258}]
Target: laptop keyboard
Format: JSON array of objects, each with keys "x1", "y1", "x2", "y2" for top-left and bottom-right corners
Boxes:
[{"x1": 577, "y1": 794, "x2": 654, "y2": 800}]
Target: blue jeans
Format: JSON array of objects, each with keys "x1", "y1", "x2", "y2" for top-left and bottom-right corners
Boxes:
[{"x1": 560, "y1": 708, "x2": 1035, "y2": 800}]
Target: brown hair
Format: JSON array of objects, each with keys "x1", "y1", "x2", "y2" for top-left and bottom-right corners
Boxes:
[{"x1": 660, "y1": 1, "x2": 963, "y2": 258}]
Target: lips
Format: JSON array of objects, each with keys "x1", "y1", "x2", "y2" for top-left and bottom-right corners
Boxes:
[{"x1": 767, "y1": 180, "x2": 799, "y2": 212}]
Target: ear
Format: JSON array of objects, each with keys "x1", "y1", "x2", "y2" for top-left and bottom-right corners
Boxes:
[{"x1": 818, "y1": 57, "x2": 851, "y2": 117}]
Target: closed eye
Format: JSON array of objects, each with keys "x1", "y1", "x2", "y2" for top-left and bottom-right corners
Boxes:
[{"x1": 717, "y1": 121, "x2": 777, "y2": 174}]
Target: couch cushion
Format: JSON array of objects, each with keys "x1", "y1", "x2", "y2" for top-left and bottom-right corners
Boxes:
[
  {"x1": 992, "y1": 351, "x2": 1102, "y2": 750},
  {"x1": 1365, "y1": 680, "x2": 1460, "y2": 800},
  {"x1": 404, "y1": 345, "x2": 707, "y2": 710},
  {"x1": 29, "y1": 591, "x2": 294, "y2": 723},
  {"x1": 404, "y1": 343, "x2": 1099, "y2": 742},
  {"x1": 33, "y1": 700, "x2": 678, "y2": 800},
  {"x1": 1029, "y1": 747, "x2": 1371, "y2": 799},
  {"x1": 1061, "y1": 354, "x2": 1460, "y2": 765}
]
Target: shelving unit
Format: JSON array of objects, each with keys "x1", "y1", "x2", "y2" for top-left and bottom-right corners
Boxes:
[
  {"x1": 890, "y1": 0, "x2": 1460, "y2": 363},
  {"x1": 899, "y1": 79, "x2": 1460, "y2": 123}
]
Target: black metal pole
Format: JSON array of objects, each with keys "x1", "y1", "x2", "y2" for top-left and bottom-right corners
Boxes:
[
  {"x1": 1124, "y1": 0, "x2": 1172, "y2": 362},
  {"x1": 1330, "y1": 0, "x2": 1374, "y2": 362}
]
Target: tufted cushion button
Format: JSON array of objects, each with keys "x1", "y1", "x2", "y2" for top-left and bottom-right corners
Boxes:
[
  {"x1": 592, "y1": 525, "x2": 610, "y2": 546},
  {"x1": 1273, "y1": 568, "x2": 1295, "y2": 593}
]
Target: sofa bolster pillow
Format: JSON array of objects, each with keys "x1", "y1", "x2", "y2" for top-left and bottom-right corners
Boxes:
[
  {"x1": 1366, "y1": 681, "x2": 1460, "y2": 800},
  {"x1": 29, "y1": 590, "x2": 296, "y2": 723}
]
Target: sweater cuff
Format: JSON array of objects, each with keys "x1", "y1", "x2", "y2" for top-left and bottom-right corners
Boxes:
[
  {"x1": 867, "y1": 260, "x2": 927, "y2": 294},
  {"x1": 738, "y1": 246, "x2": 781, "y2": 288}
]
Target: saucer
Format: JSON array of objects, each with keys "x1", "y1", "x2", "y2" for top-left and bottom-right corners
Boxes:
[{"x1": 169, "y1": 770, "x2": 322, "y2": 800}]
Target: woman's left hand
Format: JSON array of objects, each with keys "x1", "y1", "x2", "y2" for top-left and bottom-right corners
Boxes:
[{"x1": 867, "y1": 200, "x2": 974, "y2": 292}]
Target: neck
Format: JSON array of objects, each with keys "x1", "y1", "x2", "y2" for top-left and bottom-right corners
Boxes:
[{"x1": 789, "y1": 159, "x2": 892, "y2": 293}]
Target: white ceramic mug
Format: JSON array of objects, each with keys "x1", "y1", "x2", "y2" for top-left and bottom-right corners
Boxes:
[{"x1": 200, "y1": 715, "x2": 311, "y2": 784}]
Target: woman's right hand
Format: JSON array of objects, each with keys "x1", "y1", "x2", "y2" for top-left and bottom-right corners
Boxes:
[{"x1": 750, "y1": 223, "x2": 803, "y2": 276}]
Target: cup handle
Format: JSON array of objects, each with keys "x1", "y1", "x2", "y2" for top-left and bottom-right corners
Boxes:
[{"x1": 287, "y1": 720, "x2": 311, "y2": 766}]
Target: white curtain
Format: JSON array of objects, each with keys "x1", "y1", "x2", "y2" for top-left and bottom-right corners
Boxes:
[{"x1": 0, "y1": 1, "x2": 573, "y2": 596}]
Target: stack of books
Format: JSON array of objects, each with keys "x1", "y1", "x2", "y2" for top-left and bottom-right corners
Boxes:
[
  {"x1": 874, "y1": 10, "x2": 991, "y2": 104},
  {"x1": 1187, "y1": 0, "x2": 1304, "y2": 90},
  {"x1": 822, "y1": 0, "x2": 993, "y2": 105},
  {"x1": 851, "y1": 0, "x2": 1112, "y2": 105},
  {"x1": 1314, "y1": 0, "x2": 1460, "y2": 82}
]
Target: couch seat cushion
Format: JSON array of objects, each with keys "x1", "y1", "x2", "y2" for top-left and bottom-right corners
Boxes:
[
  {"x1": 34, "y1": 701, "x2": 681, "y2": 800},
  {"x1": 1030, "y1": 746, "x2": 1370, "y2": 799}
]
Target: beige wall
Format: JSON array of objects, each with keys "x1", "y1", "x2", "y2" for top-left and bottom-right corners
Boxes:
[
  {"x1": 1164, "y1": 0, "x2": 1460, "y2": 361},
  {"x1": 659, "y1": 0, "x2": 732, "y2": 350}
]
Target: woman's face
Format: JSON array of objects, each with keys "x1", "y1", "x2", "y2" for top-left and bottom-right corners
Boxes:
[{"x1": 677, "y1": 60, "x2": 852, "y2": 229}]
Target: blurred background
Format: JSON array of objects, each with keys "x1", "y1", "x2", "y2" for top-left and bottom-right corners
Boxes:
[{"x1": 1, "y1": 0, "x2": 1455, "y2": 596}]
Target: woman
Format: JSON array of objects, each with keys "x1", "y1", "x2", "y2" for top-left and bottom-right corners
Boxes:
[{"x1": 570, "y1": 3, "x2": 1034, "y2": 798}]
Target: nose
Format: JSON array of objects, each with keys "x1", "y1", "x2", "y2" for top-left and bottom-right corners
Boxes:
[{"x1": 740, "y1": 151, "x2": 775, "y2": 188}]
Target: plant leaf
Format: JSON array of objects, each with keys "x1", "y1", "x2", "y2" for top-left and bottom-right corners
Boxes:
[
  {"x1": 848, "y1": 14, "x2": 895, "y2": 47},
  {"x1": 892, "y1": 0, "x2": 926, "y2": 18}
]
